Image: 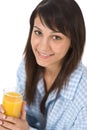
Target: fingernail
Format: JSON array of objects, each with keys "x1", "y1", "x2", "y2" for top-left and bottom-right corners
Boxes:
[
  {"x1": 1, "y1": 109, "x2": 4, "y2": 113},
  {"x1": 2, "y1": 115, "x2": 6, "y2": 119},
  {"x1": 0, "y1": 121, "x2": 2, "y2": 125}
]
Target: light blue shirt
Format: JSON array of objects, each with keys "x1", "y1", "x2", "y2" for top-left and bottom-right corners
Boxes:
[{"x1": 16, "y1": 60, "x2": 87, "y2": 130}]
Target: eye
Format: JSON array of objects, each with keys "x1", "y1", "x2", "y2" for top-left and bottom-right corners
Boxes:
[
  {"x1": 34, "y1": 30, "x2": 42, "y2": 36},
  {"x1": 52, "y1": 35, "x2": 61, "y2": 40}
]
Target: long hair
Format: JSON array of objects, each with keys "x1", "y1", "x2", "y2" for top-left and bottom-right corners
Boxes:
[{"x1": 24, "y1": 0, "x2": 86, "y2": 113}]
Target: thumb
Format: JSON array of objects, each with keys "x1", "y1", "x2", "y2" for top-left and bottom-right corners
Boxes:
[{"x1": 21, "y1": 101, "x2": 26, "y2": 120}]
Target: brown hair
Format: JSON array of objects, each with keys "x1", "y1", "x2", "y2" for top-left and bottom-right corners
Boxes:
[{"x1": 24, "y1": 0, "x2": 86, "y2": 113}]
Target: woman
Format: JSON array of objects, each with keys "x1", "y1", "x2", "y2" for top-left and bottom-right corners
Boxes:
[{"x1": 0, "y1": 0, "x2": 87, "y2": 129}]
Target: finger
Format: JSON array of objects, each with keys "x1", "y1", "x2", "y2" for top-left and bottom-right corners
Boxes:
[
  {"x1": 21, "y1": 101, "x2": 26, "y2": 120},
  {"x1": 2, "y1": 121, "x2": 16, "y2": 130},
  {"x1": 0, "y1": 125, "x2": 7, "y2": 130},
  {"x1": 0, "y1": 114, "x2": 6, "y2": 126},
  {"x1": 0, "y1": 113, "x2": 6, "y2": 120},
  {"x1": 4, "y1": 116, "x2": 16, "y2": 124},
  {"x1": 0, "y1": 105, "x2": 5, "y2": 113}
]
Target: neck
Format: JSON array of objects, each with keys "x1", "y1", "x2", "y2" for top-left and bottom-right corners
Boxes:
[{"x1": 44, "y1": 65, "x2": 61, "y2": 91}]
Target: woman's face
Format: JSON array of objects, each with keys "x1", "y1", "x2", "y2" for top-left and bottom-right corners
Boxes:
[{"x1": 31, "y1": 16, "x2": 71, "y2": 69}]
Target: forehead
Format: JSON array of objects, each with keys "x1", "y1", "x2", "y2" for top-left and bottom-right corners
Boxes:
[
  {"x1": 34, "y1": 16, "x2": 47, "y2": 27},
  {"x1": 34, "y1": 16, "x2": 59, "y2": 32}
]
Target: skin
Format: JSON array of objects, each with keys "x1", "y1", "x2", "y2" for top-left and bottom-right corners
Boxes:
[{"x1": 31, "y1": 16, "x2": 71, "y2": 90}]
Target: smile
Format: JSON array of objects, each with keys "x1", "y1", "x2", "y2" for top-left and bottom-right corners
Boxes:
[{"x1": 37, "y1": 50, "x2": 54, "y2": 59}]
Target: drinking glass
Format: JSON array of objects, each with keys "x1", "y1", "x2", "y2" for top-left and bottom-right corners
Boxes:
[{"x1": 2, "y1": 87, "x2": 23, "y2": 118}]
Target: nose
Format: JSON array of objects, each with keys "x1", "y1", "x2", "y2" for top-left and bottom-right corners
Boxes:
[{"x1": 38, "y1": 37, "x2": 50, "y2": 51}]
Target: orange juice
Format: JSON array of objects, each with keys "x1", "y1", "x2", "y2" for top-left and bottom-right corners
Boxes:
[{"x1": 2, "y1": 92, "x2": 23, "y2": 118}]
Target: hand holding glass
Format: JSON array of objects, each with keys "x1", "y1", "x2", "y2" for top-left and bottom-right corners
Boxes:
[{"x1": 2, "y1": 88, "x2": 23, "y2": 118}]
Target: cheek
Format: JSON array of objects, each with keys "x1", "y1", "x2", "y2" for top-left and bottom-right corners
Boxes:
[
  {"x1": 54, "y1": 43, "x2": 70, "y2": 57},
  {"x1": 62, "y1": 46, "x2": 70, "y2": 54},
  {"x1": 31, "y1": 36, "x2": 36, "y2": 49},
  {"x1": 31, "y1": 35, "x2": 34, "y2": 45},
  {"x1": 31, "y1": 35, "x2": 38, "y2": 48}
]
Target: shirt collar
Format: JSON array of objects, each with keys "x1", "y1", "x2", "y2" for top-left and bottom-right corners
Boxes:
[
  {"x1": 37, "y1": 62, "x2": 83, "y2": 101},
  {"x1": 37, "y1": 78, "x2": 45, "y2": 97}
]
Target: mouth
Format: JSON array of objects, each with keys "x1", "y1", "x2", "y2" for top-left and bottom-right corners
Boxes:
[{"x1": 37, "y1": 50, "x2": 54, "y2": 59}]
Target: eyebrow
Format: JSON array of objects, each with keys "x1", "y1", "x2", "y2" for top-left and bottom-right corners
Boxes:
[
  {"x1": 33, "y1": 26, "x2": 42, "y2": 31},
  {"x1": 33, "y1": 26, "x2": 60, "y2": 33}
]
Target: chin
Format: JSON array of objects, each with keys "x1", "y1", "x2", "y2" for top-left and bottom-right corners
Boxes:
[{"x1": 37, "y1": 61, "x2": 48, "y2": 67}]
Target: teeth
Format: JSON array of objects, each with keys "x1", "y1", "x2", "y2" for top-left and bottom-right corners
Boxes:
[
  {"x1": 40, "y1": 53, "x2": 49, "y2": 56},
  {"x1": 39, "y1": 52, "x2": 50, "y2": 57},
  {"x1": 37, "y1": 49, "x2": 52, "y2": 57}
]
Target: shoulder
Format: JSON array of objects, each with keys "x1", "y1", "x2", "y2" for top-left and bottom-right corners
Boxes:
[
  {"x1": 17, "y1": 59, "x2": 25, "y2": 76},
  {"x1": 81, "y1": 63, "x2": 87, "y2": 82},
  {"x1": 75, "y1": 63, "x2": 87, "y2": 106},
  {"x1": 60, "y1": 62, "x2": 87, "y2": 106},
  {"x1": 77, "y1": 62, "x2": 87, "y2": 87}
]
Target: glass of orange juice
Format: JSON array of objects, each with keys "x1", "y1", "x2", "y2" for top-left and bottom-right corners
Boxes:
[{"x1": 2, "y1": 88, "x2": 23, "y2": 118}]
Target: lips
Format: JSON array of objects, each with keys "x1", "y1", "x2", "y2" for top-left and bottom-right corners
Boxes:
[{"x1": 37, "y1": 50, "x2": 54, "y2": 59}]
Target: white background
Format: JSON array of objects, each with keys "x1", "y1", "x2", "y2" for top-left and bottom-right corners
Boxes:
[{"x1": 0, "y1": 0, "x2": 87, "y2": 103}]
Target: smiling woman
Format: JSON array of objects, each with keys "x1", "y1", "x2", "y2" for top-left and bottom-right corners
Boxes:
[{"x1": 0, "y1": 0, "x2": 87, "y2": 130}]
